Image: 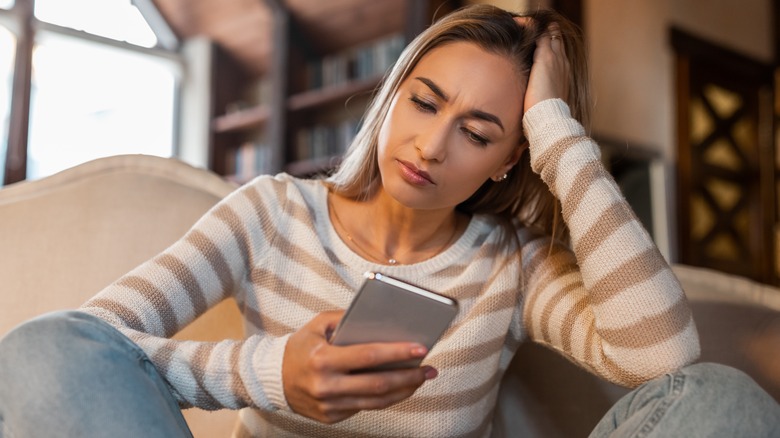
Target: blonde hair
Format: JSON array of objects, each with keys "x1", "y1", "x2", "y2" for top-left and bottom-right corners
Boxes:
[{"x1": 326, "y1": 4, "x2": 591, "y2": 243}]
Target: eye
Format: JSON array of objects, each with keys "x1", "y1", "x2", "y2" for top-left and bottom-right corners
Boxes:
[
  {"x1": 461, "y1": 127, "x2": 490, "y2": 146},
  {"x1": 409, "y1": 95, "x2": 436, "y2": 114}
]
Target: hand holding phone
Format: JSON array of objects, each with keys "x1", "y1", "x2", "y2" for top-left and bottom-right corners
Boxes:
[
  {"x1": 329, "y1": 272, "x2": 459, "y2": 369},
  {"x1": 282, "y1": 310, "x2": 437, "y2": 423}
]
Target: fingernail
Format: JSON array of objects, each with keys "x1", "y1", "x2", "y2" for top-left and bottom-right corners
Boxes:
[
  {"x1": 411, "y1": 345, "x2": 428, "y2": 357},
  {"x1": 424, "y1": 367, "x2": 438, "y2": 380}
]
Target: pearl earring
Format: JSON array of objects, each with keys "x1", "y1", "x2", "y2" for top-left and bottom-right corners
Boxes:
[{"x1": 495, "y1": 173, "x2": 508, "y2": 182}]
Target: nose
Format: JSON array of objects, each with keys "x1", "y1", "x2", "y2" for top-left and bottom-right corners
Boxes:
[{"x1": 415, "y1": 120, "x2": 449, "y2": 162}]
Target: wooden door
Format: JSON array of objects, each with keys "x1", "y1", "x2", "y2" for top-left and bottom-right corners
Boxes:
[{"x1": 673, "y1": 29, "x2": 777, "y2": 285}]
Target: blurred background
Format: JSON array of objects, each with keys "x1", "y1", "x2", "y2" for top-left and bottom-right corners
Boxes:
[{"x1": 0, "y1": 0, "x2": 777, "y2": 286}]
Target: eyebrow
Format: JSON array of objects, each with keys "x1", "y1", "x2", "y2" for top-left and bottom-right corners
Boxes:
[{"x1": 414, "y1": 76, "x2": 505, "y2": 132}]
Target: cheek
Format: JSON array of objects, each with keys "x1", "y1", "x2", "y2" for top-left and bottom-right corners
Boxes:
[
  {"x1": 441, "y1": 146, "x2": 517, "y2": 194},
  {"x1": 377, "y1": 116, "x2": 391, "y2": 156},
  {"x1": 438, "y1": 154, "x2": 494, "y2": 194},
  {"x1": 452, "y1": 145, "x2": 507, "y2": 175},
  {"x1": 377, "y1": 98, "x2": 403, "y2": 156}
]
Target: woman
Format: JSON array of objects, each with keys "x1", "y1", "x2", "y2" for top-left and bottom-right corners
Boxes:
[{"x1": 1, "y1": 5, "x2": 778, "y2": 438}]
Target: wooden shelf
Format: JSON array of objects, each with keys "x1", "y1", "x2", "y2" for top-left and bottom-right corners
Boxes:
[
  {"x1": 287, "y1": 75, "x2": 382, "y2": 113},
  {"x1": 212, "y1": 105, "x2": 270, "y2": 133},
  {"x1": 284, "y1": 155, "x2": 343, "y2": 177},
  {"x1": 285, "y1": 0, "x2": 406, "y2": 54}
]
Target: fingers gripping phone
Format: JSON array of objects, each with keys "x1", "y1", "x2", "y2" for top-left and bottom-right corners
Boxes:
[{"x1": 329, "y1": 272, "x2": 459, "y2": 370}]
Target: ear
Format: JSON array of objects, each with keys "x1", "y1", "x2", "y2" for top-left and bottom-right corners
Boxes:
[{"x1": 491, "y1": 144, "x2": 526, "y2": 181}]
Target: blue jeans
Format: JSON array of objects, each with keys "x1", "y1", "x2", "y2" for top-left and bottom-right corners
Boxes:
[
  {"x1": 0, "y1": 311, "x2": 192, "y2": 438},
  {"x1": 589, "y1": 362, "x2": 780, "y2": 437},
  {"x1": 1, "y1": 311, "x2": 779, "y2": 437}
]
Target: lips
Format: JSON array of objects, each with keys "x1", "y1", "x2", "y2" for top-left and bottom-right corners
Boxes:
[{"x1": 397, "y1": 159, "x2": 435, "y2": 186}]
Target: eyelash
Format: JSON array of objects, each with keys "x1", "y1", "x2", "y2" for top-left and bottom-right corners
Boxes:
[
  {"x1": 409, "y1": 95, "x2": 491, "y2": 147},
  {"x1": 461, "y1": 127, "x2": 489, "y2": 146},
  {"x1": 409, "y1": 95, "x2": 435, "y2": 113}
]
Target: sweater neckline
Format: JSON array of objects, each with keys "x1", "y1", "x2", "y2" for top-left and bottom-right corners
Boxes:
[{"x1": 315, "y1": 182, "x2": 483, "y2": 273}]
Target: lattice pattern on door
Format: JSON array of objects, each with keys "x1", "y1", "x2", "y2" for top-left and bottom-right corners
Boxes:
[
  {"x1": 688, "y1": 83, "x2": 756, "y2": 269},
  {"x1": 673, "y1": 28, "x2": 777, "y2": 285}
]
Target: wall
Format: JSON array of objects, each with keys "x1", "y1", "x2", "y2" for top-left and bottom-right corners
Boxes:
[
  {"x1": 586, "y1": 1, "x2": 672, "y2": 156},
  {"x1": 670, "y1": 0, "x2": 773, "y2": 64},
  {"x1": 587, "y1": 0, "x2": 772, "y2": 161}
]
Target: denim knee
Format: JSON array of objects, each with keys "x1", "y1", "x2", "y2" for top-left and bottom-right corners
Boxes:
[
  {"x1": 0, "y1": 310, "x2": 193, "y2": 438},
  {"x1": 651, "y1": 362, "x2": 779, "y2": 437},
  {"x1": 0, "y1": 310, "x2": 140, "y2": 364},
  {"x1": 590, "y1": 362, "x2": 780, "y2": 438},
  {"x1": 2, "y1": 310, "x2": 86, "y2": 360},
  {"x1": 675, "y1": 362, "x2": 779, "y2": 436},
  {"x1": 676, "y1": 362, "x2": 774, "y2": 403}
]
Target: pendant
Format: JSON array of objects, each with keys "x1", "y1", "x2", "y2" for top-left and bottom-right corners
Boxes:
[{"x1": 388, "y1": 258, "x2": 398, "y2": 265}]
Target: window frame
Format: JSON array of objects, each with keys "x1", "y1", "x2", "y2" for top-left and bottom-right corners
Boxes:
[{"x1": 1, "y1": 0, "x2": 182, "y2": 185}]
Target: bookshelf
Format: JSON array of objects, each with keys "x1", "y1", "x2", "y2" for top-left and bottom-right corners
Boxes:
[
  {"x1": 208, "y1": 0, "x2": 462, "y2": 182},
  {"x1": 213, "y1": 105, "x2": 269, "y2": 133}
]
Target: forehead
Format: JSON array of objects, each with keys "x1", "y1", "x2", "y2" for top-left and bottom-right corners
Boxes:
[{"x1": 406, "y1": 42, "x2": 525, "y2": 125}]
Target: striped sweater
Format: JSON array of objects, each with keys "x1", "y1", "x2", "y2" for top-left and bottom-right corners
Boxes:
[{"x1": 81, "y1": 99, "x2": 700, "y2": 437}]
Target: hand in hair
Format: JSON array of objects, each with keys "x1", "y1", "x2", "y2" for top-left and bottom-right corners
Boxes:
[{"x1": 515, "y1": 18, "x2": 571, "y2": 114}]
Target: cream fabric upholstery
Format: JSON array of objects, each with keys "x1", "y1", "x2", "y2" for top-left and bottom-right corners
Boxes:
[
  {"x1": 2, "y1": 154, "x2": 778, "y2": 437},
  {"x1": 0, "y1": 154, "x2": 242, "y2": 436},
  {"x1": 673, "y1": 264, "x2": 780, "y2": 400}
]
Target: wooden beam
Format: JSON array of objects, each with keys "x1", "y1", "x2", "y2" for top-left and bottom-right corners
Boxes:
[{"x1": 264, "y1": 0, "x2": 289, "y2": 173}]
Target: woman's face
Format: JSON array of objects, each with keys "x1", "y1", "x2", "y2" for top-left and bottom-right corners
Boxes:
[{"x1": 377, "y1": 41, "x2": 526, "y2": 211}]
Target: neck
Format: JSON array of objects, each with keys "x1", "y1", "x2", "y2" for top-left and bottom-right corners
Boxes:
[{"x1": 329, "y1": 190, "x2": 463, "y2": 265}]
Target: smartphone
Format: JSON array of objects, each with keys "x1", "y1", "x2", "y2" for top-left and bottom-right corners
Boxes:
[{"x1": 329, "y1": 272, "x2": 458, "y2": 370}]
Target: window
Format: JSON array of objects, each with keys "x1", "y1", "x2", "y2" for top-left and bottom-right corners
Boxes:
[
  {"x1": 2, "y1": 0, "x2": 181, "y2": 184},
  {"x1": 27, "y1": 32, "x2": 177, "y2": 178},
  {"x1": 0, "y1": 1, "x2": 13, "y2": 10}
]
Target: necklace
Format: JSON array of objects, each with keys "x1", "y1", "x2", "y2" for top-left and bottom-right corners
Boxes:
[{"x1": 328, "y1": 196, "x2": 459, "y2": 265}]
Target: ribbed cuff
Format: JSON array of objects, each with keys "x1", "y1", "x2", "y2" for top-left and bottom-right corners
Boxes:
[
  {"x1": 522, "y1": 98, "x2": 572, "y2": 133},
  {"x1": 252, "y1": 333, "x2": 292, "y2": 411}
]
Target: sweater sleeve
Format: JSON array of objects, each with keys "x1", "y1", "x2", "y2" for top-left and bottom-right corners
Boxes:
[
  {"x1": 519, "y1": 99, "x2": 700, "y2": 387},
  {"x1": 80, "y1": 177, "x2": 290, "y2": 411}
]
